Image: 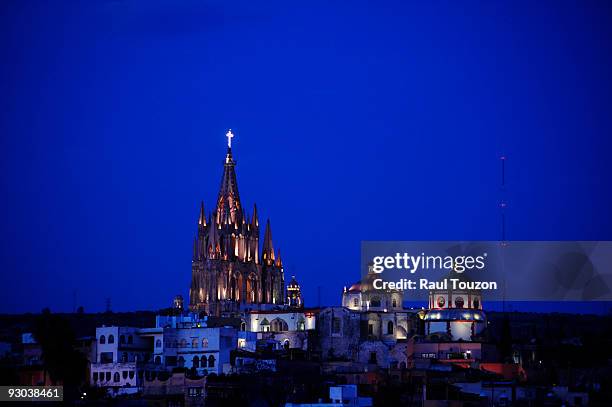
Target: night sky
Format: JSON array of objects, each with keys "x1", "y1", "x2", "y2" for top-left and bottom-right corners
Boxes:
[{"x1": 1, "y1": 1, "x2": 612, "y2": 313}]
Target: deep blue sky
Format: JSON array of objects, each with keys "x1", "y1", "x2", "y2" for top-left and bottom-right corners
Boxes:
[{"x1": 1, "y1": 1, "x2": 611, "y2": 313}]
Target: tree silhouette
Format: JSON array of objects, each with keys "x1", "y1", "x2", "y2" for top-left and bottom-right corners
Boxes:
[{"x1": 33, "y1": 310, "x2": 87, "y2": 398}]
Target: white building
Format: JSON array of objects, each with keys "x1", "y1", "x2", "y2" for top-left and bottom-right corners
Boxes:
[
  {"x1": 248, "y1": 310, "x2": 316, "y2": 333},
  {"x1": 247, "y1": 309, "x2": 317, "y2": 351},
  {"x1": 90, "y1": 326, "x2": 152, "y2": 394},
  {"x1": 161, "y1": 326, "x2": 237, "y2": 375}
]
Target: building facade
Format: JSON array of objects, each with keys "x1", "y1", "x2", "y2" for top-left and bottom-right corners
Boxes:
[{"x1": 189, "y1": 131, "x2": 285, "y2": 316}]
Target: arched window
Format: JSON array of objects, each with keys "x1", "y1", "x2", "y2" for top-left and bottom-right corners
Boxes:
[
  {"x1": 202, "y1": 338, "x2": 208, "y2": 348},
  {"x1": 240, "y1": 322, "x2": 246, "y2": 331},
  {"x1": 193, "y1": 356, "x2": 199, "y2": 368},
  {"x1": 283, "y1": 340, "x2": 290, "y2": 350},
  {"x1": 127, "y1": 335, "x2": 133, "y2": 344},
  {"x1": 120, "y1": 335, "x2": 126, "y2": 344},
  {"x1": 271, "y1": 318, "x2": 288, "y2": 332},
  {"x1": 192, "y1": 338, "x2": 198, "y2": 348},
  {"x1": 155, "y1": 356, "x2": 161, "y2": 364},
  {"x1": 208, "y1": 355, "x2": 215, "y2": 368},
  {"x1": 178, "y1": 356, "x2": 185, "y2": 367},
  {"x1": 129, "y1": 371, "x2": 134, "y2": 379},
  {"x1": 113, "y1": 372, "x2": 120, "y2": 382},
  {"x1": 392, "y1": 298, "x2": 397, "y2": 308},
  {"x1": 180, "y1": 338, "x2": 187, "y2": 348},
  {"x1": 387, "y1": 321, "x2": 394, "y2": 335},
  {"x1": 108, "y1": 335, "x2": 115, "y2": 344},
  {"x1": 201, "y1": 356, "x2": 208, "y2": 368},
  {"x1": 122, "y1": 371, "x2": 128, "y2": 379},
  {"x1": 454, "y1": 297, "x2": 465, "y2": 308},
  {"x1": 437, "y1": 296, "x2": 445, "y2": 308},
  {"x1": 99, "y1": 335, "x2": 106, "y2": 344},
  {"x1": 155, "y1": 339, "x2": 162, "y2": 348}
]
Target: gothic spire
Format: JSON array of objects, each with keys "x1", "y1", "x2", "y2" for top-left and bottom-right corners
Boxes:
[
  {"x1": 215, "y1": 130, "x2": 242, "y2": 225},
  {"x1": 198, "y1": 201, "x2": 206, "y2": 227},
  {"x1": 275, "y1": 248, "x2": 283, "y2": 268},
  {"x1": 262, "y1": 218, "x2": 275, "y2": 265},
  {"x1": 251, "y1": 203, "x2": 259, "y2": 228}
]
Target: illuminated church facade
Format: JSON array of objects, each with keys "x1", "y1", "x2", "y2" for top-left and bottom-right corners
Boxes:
[{"x1": 189, "y1": 131, "x2": 287, "y2": 316}]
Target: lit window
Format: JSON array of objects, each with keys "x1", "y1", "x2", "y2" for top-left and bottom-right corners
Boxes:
[{"x1": 473, "y1": 298, "x2": 480, "y2": 309}]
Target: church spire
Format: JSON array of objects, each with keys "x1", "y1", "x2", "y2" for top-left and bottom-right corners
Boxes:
[
  {"x1": 262, "y1": 218, "x2": 275, "y2": 265},
  {"x1": 216, "y1": 130, "x2": 242, "y2": 225},
  {"x1": 251, "y1": 203, "x2": 259, "y2": 228},
  {"x1": 198, "y1": 201, "x2": 206, "y2": 227},
  {"x1": 275, "y1": 248, "x2": 283, "y2": 268}
]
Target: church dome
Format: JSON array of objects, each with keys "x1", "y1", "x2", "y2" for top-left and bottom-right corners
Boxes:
[{"x1": 347, "y1": 281, "x2": 362, "y2": 292}]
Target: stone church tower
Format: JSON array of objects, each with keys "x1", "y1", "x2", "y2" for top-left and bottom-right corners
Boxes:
[{"x1": 189, "y1": 131, "x2": 285, "y2": 316}]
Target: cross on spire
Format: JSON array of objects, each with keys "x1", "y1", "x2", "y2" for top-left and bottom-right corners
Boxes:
[{"x1": 226, "y1": 129, "x2": 234, "y2": 148}]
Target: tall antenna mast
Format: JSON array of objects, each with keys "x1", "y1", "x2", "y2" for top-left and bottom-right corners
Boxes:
[{"x1": 500, "y1": 154, "x2": 508, "y2": 312}]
